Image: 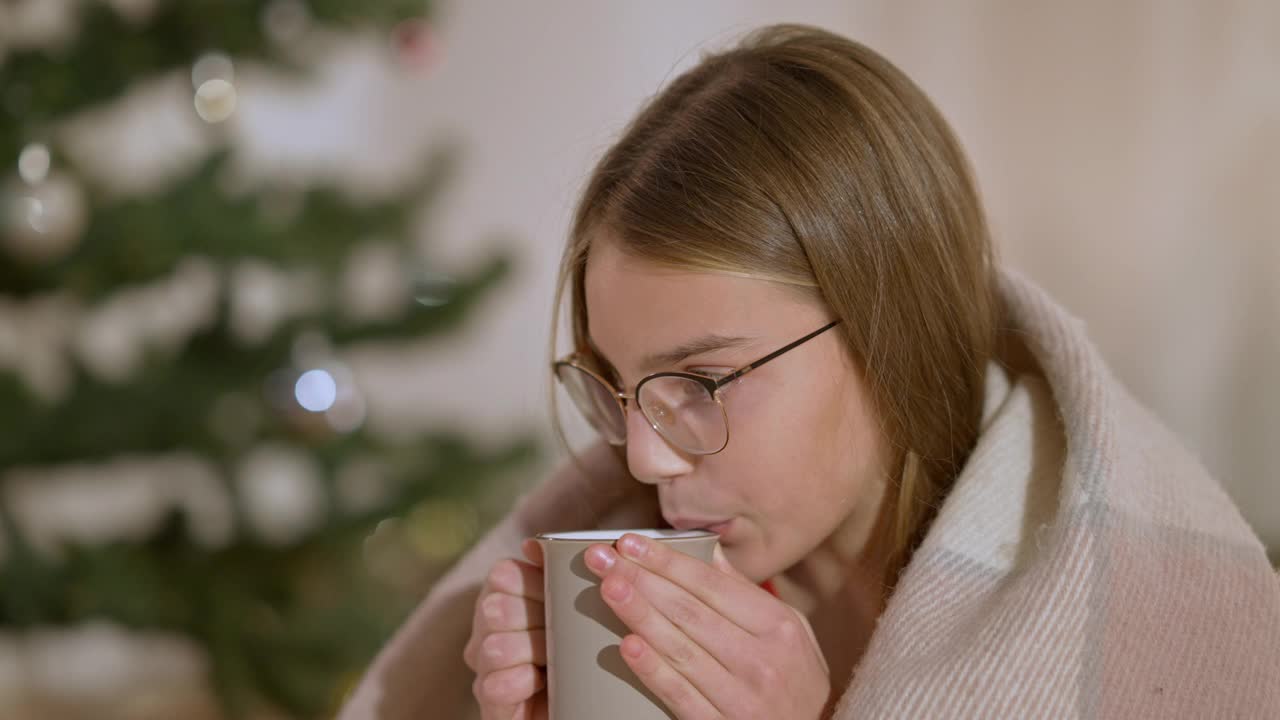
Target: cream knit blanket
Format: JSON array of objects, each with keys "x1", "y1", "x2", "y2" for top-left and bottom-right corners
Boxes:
[{"x1": 338, "y1": 268, "x2": 1280, "y2": 719}]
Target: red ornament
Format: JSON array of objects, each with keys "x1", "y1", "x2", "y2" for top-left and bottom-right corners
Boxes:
[{"x1": 392, "y1": 18, "x2": 436, "y2": 70}]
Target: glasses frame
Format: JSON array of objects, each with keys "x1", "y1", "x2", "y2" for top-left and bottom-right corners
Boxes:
[{"x1": 552, "y1": 319, "x2": 841, "y2": 455}]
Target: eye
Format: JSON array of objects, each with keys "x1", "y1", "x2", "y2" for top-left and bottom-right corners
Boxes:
[{"x1": 688, "y1": 367, "x2": 731, "y2": 380}]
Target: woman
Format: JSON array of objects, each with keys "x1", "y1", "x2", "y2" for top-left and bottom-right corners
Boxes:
[{"x1": 339, "y1": 24, "x2": 1280, "y2": 720}]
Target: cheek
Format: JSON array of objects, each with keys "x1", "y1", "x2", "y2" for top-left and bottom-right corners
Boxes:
[
  {"x1": 721, "y1": 370, "x2": 880, "y2": 532},
  {"x1": 725, "y1": 371, "x2": 845, "y2": 469},
  {"x1": 722, "y1": 374, "x2": 820, "y2": 446},
  {"x1": 717, "y1": 376, "x2": 841, "y2": 512}
]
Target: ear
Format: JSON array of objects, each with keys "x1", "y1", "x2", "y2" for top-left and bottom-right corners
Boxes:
[{"x1": 712, "y1": 542, "x2": 750, "y2": 583}]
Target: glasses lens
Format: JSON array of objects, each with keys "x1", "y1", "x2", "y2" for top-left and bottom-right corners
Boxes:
[
  {"x1": 637, "y1": 375, "x2": 728, "y2": 454},
  {"x1": 555, "y1": 363, "x2": 626, "y2": 444}
]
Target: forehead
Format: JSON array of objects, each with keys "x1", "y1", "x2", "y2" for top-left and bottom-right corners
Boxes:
[{"x1": 582, "y1": 237, "x2": 808, "y2": 372}]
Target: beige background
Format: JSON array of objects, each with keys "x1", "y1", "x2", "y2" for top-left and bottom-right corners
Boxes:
[{"x1": 278, "y1": 2, "x2": 1277, "y2": 551}]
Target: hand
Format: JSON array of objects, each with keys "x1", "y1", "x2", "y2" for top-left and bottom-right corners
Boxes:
[
  {"x1": 464, "y1": 538, "x2": 549, "y2": 720},
  {"x1": 584, "y1": 534, "x2": 832, "y2": 720}
]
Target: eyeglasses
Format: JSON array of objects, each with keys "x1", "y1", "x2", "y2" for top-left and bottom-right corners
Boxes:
[{"x1": 552, "y1": 319, "x2": 840, "y2": 455}]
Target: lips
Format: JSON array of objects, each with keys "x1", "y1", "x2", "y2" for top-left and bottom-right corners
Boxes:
[{"x1": 663, "y1": 514, "x2": 732, "y2": 531}]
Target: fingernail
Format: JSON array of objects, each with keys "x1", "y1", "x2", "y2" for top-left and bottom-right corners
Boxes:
[
  {"x1": 587, "y1": 546, "x2": 615, "y2": 572},
  {"x1": 619, "y1": 534, "x2": 647, "y2": 559}
]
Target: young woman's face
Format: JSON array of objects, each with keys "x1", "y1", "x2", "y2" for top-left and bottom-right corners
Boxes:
[{"x1": 583, "y1": 235, "x2": 892, "y2": 581}]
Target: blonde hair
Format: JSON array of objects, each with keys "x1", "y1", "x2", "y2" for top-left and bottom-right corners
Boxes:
[{"x1": 549, "y1": 24, "x2": 998, "y2": 587}]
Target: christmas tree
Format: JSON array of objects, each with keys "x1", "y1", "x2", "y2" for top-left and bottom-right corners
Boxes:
[{"x1": 0, "y1": 2, "x2": 539, "y2": 718}]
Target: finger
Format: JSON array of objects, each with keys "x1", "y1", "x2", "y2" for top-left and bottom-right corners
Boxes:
[
  {"x1": 486, "y1": 557, "x2": 545, "y2": 602},
  {"x1": 480, "y1": 592, "x2": 545, "y2": 632},
  {"x1": 610, "y1": 534, "x2": 781, "y2": 635},
  {"x1": 521, "y1": 537, "x2": 545, "y2": 567},
  {"x1": 474, "y1": 663, "x2": 546, "y2": 710},
  {"x1": 478, "y1": 628, "x2": 548, "y2": 672},
  {"x1": 618, "y1": 634, "x2": 722, "y2": 720},
  {"x1": 600, "y1": 568, "x2": 751, "y2": 713}
]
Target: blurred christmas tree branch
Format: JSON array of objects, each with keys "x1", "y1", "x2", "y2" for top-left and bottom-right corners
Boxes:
[
  {"x1": 0, "y1": 431, "x2": 538, "y2": 718},
  {"x1": 0, "y1": 240, "x2": 512, "y2": 466},
  {"x1": 0, "y1": 145, "x2": 465, "y2": 300},
  {"x1": 0, "y1": 0, "x2": 426, "y2": 163}
]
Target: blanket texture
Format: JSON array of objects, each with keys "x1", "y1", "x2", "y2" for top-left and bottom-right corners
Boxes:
[{"x1": 337, "y1": 267, "x2": 1280, "y2": 719}]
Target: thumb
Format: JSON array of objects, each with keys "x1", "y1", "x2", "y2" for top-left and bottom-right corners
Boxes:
[{"x1": 712, "y1": 542, "x2": 750, "y2": 582}]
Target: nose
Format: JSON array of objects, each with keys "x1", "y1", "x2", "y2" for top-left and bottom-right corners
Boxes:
[{"x1": 624, "y1": 400, "x2": 695, "y2": 485}]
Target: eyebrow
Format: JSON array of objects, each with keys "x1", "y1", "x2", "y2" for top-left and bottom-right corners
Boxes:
[
  {"x1": 644, "y1": 333, "x2": 756, "y2": 369},
  {"x1": 590, "y1": 333, "x2": 756, "y2": 375}
]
